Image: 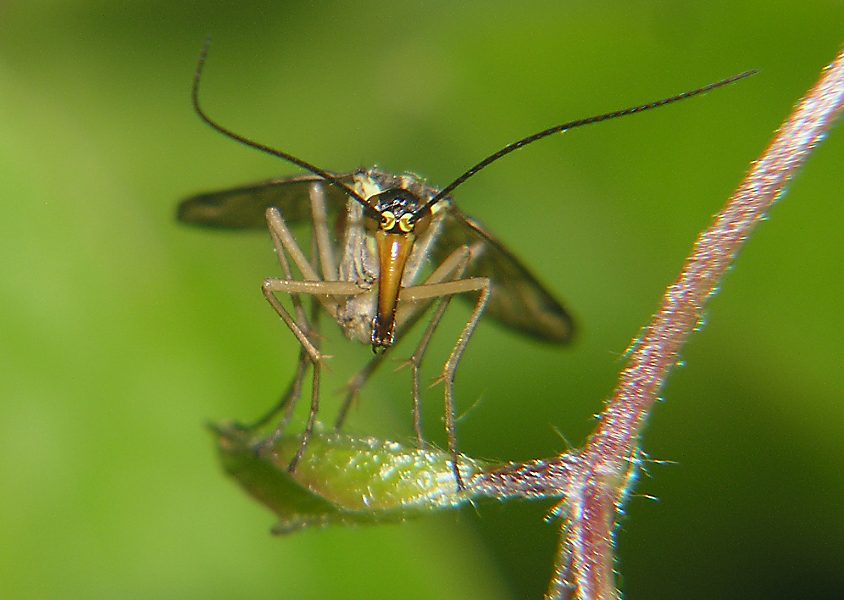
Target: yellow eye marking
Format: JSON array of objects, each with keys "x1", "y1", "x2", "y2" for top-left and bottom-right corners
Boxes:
[
  {"x1": 380, "y1": 211, "x2": 396, "y2": 231},
  {"x1": 398, "y1": 213, "x2": 414, "y2": 233}
]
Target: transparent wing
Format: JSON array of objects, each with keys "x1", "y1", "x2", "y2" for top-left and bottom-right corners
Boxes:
[
  {"x1": 177, "y1": 174, "x2": 354, "y2": 229},
  {"x1": 179, "y1": 171, "x2": 574, "y2": 344},
  {"x1": 431, "y1": 206, "x2": 575, "y2": 344}
]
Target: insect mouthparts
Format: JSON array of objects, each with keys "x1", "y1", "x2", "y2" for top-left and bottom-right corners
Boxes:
[{"x1": 370, "y1": 317, "x2": 395, "y2": 351}]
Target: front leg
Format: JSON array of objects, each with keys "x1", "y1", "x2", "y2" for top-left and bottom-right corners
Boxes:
[
  {"x1": 260, "y1": 277, "x2": 366, "y2": 471},
  {"x1": 397, "y1": 245, "x2": 474, "y2": 447},
  {"x1": 399, "y1": 276, "x2": 491, "y2": 491}
]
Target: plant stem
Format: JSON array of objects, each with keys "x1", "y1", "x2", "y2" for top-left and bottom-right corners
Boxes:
[
  {"x1": 471, "y1": 45, "x2": 844, "y2": 600},
  {"x1": 555, "y1": 46, "x2": 844, "y2": 600}
]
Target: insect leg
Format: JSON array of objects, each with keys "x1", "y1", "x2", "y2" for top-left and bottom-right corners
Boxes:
[
  {"x1": 244, "y1": 211, "x2": 318, "y2": 433},
  {"x1": 399, "y1": 275, "x2": 491, "y2": 491},
  {"x1": 262, "y1": 207, "x2": 367, "y2": 469},
  {"x1": 245, "y1": 345, "x2": 310, "y2": 432},
  {"x1": 334, "y1": 349, "x2": 391, "y2": 431},
  {"x1": 246, "y1": 293, "x2": 323, "y2": 435},
  {"x1": 333, "y1": 240, "x2": 473, "y2": 434},
  {"x1": 398, "y1": 245, "x2": 474, "y2": 446},
  {"x1": 407, "y1": 300, "x2": 450, "y2": 446},
  {"x1": 309, "y1": 182, "x2": 339, "y2": 281},
  {"x1": 287, "y1": 360, "x2": 321, "y2": 472},
  {"x1": 334, "y1": 242, "x2": 477, "y2": 438},
  {"x1": 261, "y1": 278, "x2": 365, "y2": 468}
]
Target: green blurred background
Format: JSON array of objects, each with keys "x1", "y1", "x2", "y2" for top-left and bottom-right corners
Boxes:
[{"x1": 1, "y1": 1, "x2": 842, "y2": 598}]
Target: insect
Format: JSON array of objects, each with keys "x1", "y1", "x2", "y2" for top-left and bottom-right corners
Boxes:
[{"x1": 179, "y1": 40, "x2": 754, "y2": 489}]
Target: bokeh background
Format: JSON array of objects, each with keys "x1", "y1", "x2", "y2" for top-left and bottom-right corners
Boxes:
[{"x1": 1, "y1": 2, "x2": 842, "y2": 599}]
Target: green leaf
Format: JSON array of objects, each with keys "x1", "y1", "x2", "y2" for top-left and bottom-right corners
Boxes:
[{"x1": 213, "y1": 423, "x2": 490, "y2": 533}]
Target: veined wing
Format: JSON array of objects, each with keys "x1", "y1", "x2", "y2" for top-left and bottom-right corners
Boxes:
[
  {"x1": 179, "y1": 170, "x2": 574, "y2": 343},
  {"x1": 431, "y1": 205, "x2": 575, "y2": 344},
  {"x1": 177, "y1": 173, "x2": 354, "y2": 229}
]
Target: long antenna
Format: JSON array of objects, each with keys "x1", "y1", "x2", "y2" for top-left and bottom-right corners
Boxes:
[
  {"x1": 192, "y1": 39, "x2": 376, "y2": 215},
  {"x1": 415, "y1": 70, "x2": 757, "y2": 217}
]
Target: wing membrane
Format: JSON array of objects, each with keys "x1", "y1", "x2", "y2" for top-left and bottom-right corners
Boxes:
[
  {"x1": 432, "y1": 206, "x2": 575, "y2": 344},
  {"x1": 177, "y1": 174, "x2": 353, "y2": 229},
  {"x1": 179, "y1": 170, "x2": 574, "y2": 344}
]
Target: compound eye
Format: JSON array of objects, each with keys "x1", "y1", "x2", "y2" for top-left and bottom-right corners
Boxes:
[
  {"x1": 398, "y1": 213, "x2": 414, "y2": 233},
  {"x1": 380, "y1": 211, "x2": 396, "y2": 231}
]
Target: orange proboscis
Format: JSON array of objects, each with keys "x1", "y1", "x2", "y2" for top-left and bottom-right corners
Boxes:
[{"x1": 372, "y1": 230, "x2": 416, "y2": 349}]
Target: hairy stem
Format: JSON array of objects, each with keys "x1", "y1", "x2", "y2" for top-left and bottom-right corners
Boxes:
[{"x1": 547, "y1": 47, "x2": 844, "y2": 600}]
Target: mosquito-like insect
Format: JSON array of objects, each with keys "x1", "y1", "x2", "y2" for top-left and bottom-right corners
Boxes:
[{"x1": 179, "y1": 41, "x2": 754, "y2": 489}]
